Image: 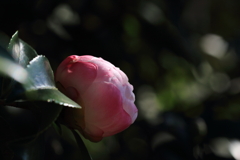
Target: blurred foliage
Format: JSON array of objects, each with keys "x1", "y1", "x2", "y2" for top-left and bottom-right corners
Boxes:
[{"x1": 2, "y1": 0, "x2": 240, "y2": 159}]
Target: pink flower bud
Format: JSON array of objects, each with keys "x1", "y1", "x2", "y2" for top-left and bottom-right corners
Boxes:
[{"x1": 55, "y1": 55, "x2": 138, "y2": 142}]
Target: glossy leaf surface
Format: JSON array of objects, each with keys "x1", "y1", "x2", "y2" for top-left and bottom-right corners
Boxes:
[
  {"x1": 6, "y1": 38, "x2": 81, "y2": 108},
  {"x1": 25, "y1": 56, "x2": 80, "y2": 108},
  {"x1": 0, "y1": 46, "x2": 28, "y2": 86},
  {"x1": 8, "y1": 31, "x2": 38, "y2": 67}
]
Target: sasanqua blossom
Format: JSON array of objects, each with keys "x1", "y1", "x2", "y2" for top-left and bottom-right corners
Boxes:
[{"x1": 55, "y1": 55, "x2": 138, "y2": 142}]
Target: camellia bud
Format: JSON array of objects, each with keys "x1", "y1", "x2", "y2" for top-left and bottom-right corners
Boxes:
[{"x1": 55, "y1": 55, "x2": 138, "y2": 142}]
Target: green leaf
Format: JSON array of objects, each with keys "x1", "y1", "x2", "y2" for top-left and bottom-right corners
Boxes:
[
  {"x1": 72, "y1": 130, "x2": 92, "y2": 160},
  {"x1": 26, "y1": 89, "x2": 80, "y2": 108},
  {"x1": 0, "y1": 76, "x2": 16, "y2": 100},
  {"x1": 5, "y1": 53, "x2": 80, "y2": 108},
  {"x1": 0, "y1": 37, "x2": 30, "y2": 99},
  {"x1": 0, "y1": 46, "x2": 28, "y2": 85},
  {"x1": 5, "y1": 32, "x2": 81, "y2": 109},
  {"x1": 6, "y1": 101, "x2": 63, "y2": 145},
  {"x1": 0, "y1": 102, "x2": 61, "y2": 158},
  {"x1": 23, "y1": 56, "x2": 81, "y2": 108},
  {"x1": 52, "y1": 122, "x2": 62, "y2": 135},
  {"x1": 26, "y1": 55, "x2": 55, "y2": 90},
  {"x1": 8, "y1": 31, "x2": 38, "y2": 67},
  {"x1": 35, "y1": 102, "x2": 63, "y2": 138},
  {"x1": 0, "y1": 31, "x2": 36, "y2": 99},
  {"x1": 11, "y1": 131, "x2": 45, "y2": 160}
]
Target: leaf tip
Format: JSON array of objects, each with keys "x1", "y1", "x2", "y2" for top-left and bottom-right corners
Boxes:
[
  {"x1": 12, "y1": 31, "x2": 19, "y2": 37},
  {"x1": 8, "y1": 31, "x2": 19, "y2": 50},
  {"x1": 47, "y1": 98, "x2": 82, "y2": 108}
]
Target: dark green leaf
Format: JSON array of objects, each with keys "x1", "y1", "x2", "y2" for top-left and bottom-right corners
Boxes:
[
  {"x1": 52, "y1": 122, "x2": 62, "y2": 135},
  {"x1": 6, "y1": 55, "x2": 80, "y2": 108},
  {"x1": 35, "y1": 102, "x2": 63, "y2": 137},
  {"x1": 0, "y1": 43, "x2": 14, "y2": 60},
  {"x1": 6, "y1": 101, "x2": 63, "y2": 145},
  {"x1": 11, "y1": 132, "x2": 45, "y2": 160},
  {"x1": 26, "y1": 89, "x2": 80, "y2": 108},
  {"x1": 0, "y1": 31, "x2": 35, "y2": 99},
  {"x1": 24, "y1": 56, "x2": 81, "y2": 108},
  {"x1": 0, "y1": 31, "x2": 10, "y2": 49},
  {"x1": 2, "y1": 32, "x2": 80, "y2": 108},
  {"x1": 0, "y1": 105, "x2": 39, "y2": 144},
  {"x1": 72, "y1": 130, "x2": 92, "y2": 160},
  {"x1": 0, "y1": 38, "x2": 30, "y2": 99},
  {"x1": 8, "y1": 31, "x2": 38, "y2": 67},
  {"x1": 0, "y1": 77, "x2": 16, "y2": 100}
]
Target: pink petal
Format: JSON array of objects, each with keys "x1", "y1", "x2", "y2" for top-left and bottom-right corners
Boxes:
[
  {"x1": 56, "y1": 59, "x2": 98, "y2": 94},
  {"x1": 81, "y1": 81, "x2": 132, "y2": 137}
]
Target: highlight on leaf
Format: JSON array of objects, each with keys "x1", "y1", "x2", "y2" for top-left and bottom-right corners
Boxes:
[
  {"x1": 1, "y1": 32, "x2": 81, "y2": 109},
  {"x1": 8, "y1": 31, "x2": 38, "y2": 67},
  {"x1": 0, "y1": 46, "x2": 28, "y2": 84}
]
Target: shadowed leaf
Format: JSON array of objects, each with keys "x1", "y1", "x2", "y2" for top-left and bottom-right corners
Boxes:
[
  {"x1": 52, "y1": 122, "x2": 62, "y2": 135},
  {"x1": 11, "y1": 132, "x2": 45, "y2": 160},
  {"x1": 72, "y1": 130, "x2": 92, "y2": 160},
  {"x1": 5, "y1": 101, "x2": 63, "y2": 145}
]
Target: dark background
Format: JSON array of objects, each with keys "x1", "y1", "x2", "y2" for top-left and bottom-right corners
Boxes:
[{"x1": 1, "y1": 0, "x2": 240, "y2": 159}]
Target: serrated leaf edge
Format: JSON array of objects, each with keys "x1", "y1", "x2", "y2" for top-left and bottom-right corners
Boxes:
[
  {"x1": 25, "y1": 88, "x2": 81, "y2": 108},
  {"x1": 26, "y1": 55, "x2": 81, "y2": 108},
  {"x1": 26, "y1": 55, "x2": 46, "y2": 68},
  {"x1": 47, "y1": 99, "x2": 79, "y2": 108}
]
